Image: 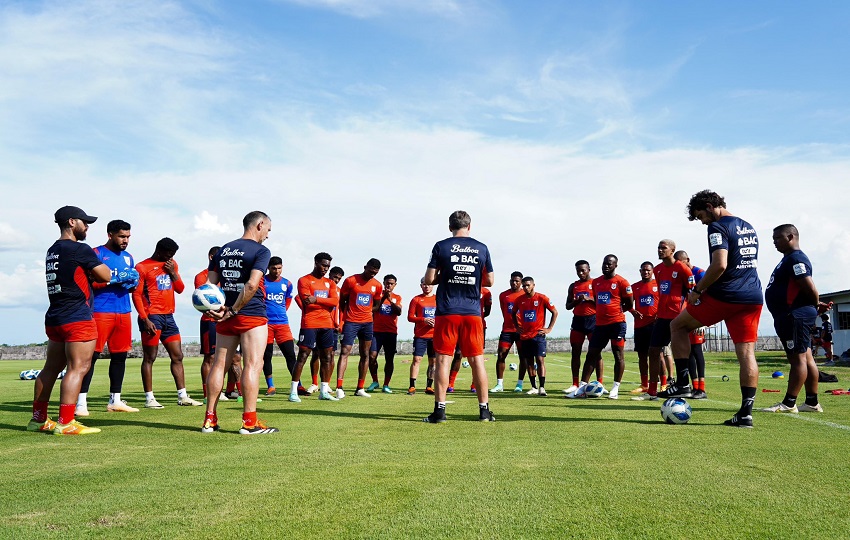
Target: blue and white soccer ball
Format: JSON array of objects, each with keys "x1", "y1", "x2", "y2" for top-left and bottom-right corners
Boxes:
[
  {"x1": 192, "y1": 284, "x2": 226, "y2": 313},
  {"x1": 461, "y1": 360, "x2": 470, "y2": 368},
  {"x1": 508, "y1": 363, "x2": 518, "y2": 371},
  {"x1": 584, "y1": 380, "x2": 605, "y2": 398},
  {"x1": 57, "y1": 369, "x2": 66, "y2": 379},
  {"x1": 19, "y1": 369, "x2": 37, "y2": 380},
  {"x1": 661, "y1": 397, "x2": 692, "y2": 424}
]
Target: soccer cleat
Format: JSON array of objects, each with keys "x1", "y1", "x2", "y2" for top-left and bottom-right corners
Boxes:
[
  {"x1": 514, "y1": 384, "x2": 524, "y2": 393},
  {"x1": 660, "y1": 384, "x2": 668, "y2": 392},
  {"x1": 538, "y1": 388, "x2": 548, "y2": 397},
  {"x1": 691, "y1": 390, "x2": 707, "y2": 400},
  {"x1": 145, "y1": 399, "x2": 164, "y2": 409},
  {"x1": 406, "y1": 387, "x2": 416, "y2": 395},
  {"x1": 563, "y1": 385, "x2": 579, "y2": 395},
  {"x1": 759, "y1": 402, "x2": 797, "y2": 413},
  {"x1": 297, "y1": 386, "x2": 311, "y2": 396},
  {"x1": 724, "y1": 414, "x2": 754, "y2": 428},
  {"x1": 601, "y1": 388, "x2": 609, "y2": 396},
  {"x1": 265, "y1": 387, "x2": 277, "y2": 396},
  {"x1": 75, "y1": 405, "x2": 90, "y2": 417},
  {"x1": 630, "y1": 386, "x2": 648, "y2": 395},
  {"x1": 607, "y1": 388, "x2": 619, "y2": 400},
  {"x1": 318, "y1": 391, "x2": 339, "y2": 401},
  {"x1": 288, "y1": 392, "x2": 302, "y2": 403},
  {"x1": 479, "y1": 409, "x2": 496, "y2": 422},
  {"x1": 53, "y1": 420, "x2": 101, "y2": 435},
  {"x1": 382, "y1": 385, "x2": 393, "y2": 394},
  {"x1": 366, "y1": 381, "x2": 380, "y2": 392},
  {"x1": 630, "y1": 393, "x2": 659, "y2": 401},
  {"x1": 107, "y1": 400, "x2": 139, "y2": 413},
  {"x1": 27, "y1": 417, "x2": 58, "y2": 433},
  {"x1": 658, "y1": 383, "x2": 692, "y2": 399},
  {"x1": 201, "y1": 419, "x2": 219, "y2": 433},
  {"x1": 425, "y1": 387, "x2": 435, "y2": 395},
  {"x1": 526, "y1": 387, "x2": 539, "y2": 395},
  {"x1": 354, "y1": 389, "x2": 371, "y2": 398},
  {"x1": 491, "y1": 383, "x2": 504, "y2": 392},
  {"x1": 335, "y1": 388, "x2": 345, "y2": 400},
  {"x1": 306, "y1": 384, "x2": 319, "y2": 394},
  {"x1": 239, "y1": 420, "x2": 279, "y2": 435},
  {"x1": 218, "y1": 392, "x2": 229, "y2": 401},
  {"x1": 224, "y1": 391, "x2": 240, "y2": 400},
  {"x1": 797, "y1": 402, "x2": 824, "y2": 413},
  {"x1": 470, "y1": 386, "x2": 477, "y2": 393},
  {"x1": 447, "y1": 387, "x2": 454, "y2": 393},
  {"x1": 565, "y1": 386, "x2": 586, "y2": 399},
  {"x1": 423, "y1": 412, "x2": 447, "y2": 423},
  {"x1": 178, "y1": 396, "x2": 203, "y2": 407}
]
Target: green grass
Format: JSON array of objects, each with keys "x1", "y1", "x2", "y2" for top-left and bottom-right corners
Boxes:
[{"x1": 2, "y1": 352, "x2": 850, "y2": 539}]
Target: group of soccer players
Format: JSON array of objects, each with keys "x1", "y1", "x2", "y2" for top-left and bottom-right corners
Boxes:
[{"x1": 30, "y1": 189, "x2": 831, "y2": 434}]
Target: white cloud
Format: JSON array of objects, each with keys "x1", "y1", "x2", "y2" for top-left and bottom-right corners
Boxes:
[
  {"x1": 0, "y1": 222, "x2": 30, "y2": 251},
  {"x1": 0, "y1": 262, "x2": 44, "y2": 309},
  {"x1": 193, "y1": 211, "x2": 232, "y2": 235}
]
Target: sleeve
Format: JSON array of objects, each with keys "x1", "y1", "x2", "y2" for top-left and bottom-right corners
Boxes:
[
  {"x1": 484, "y1": 246, "x2": 494, "y2": 273},
  {"x1": 374, "y1": 282, "x2": 384, "y2": 302},
  {"x1": 681, "y1": 262, "x2": 695, "y2": 293},
  {"x1": 427, "y1": 243, "x2": 440, "y2": 269},
  {"x1": 621, "y1": 278, "x2": 633, "y2": 298},
  {"x1": 285, "y1": 280, "x2": 293, "y2": 310},
  {"x1": 194, "y1": 271, "x2": 205, "y2": 289},
  {"x1": 132, "y1": 264, "x2": 148, "y2": 318},
  {"x1": 543, "y1": 294, "x2": 554, "y2": 310},
  {"x1": 253, "y1": 246, "x2": 271, "y2": 273},
  {"x1": 297, "y1": 277, "x2": 311, "y2": 301},
  {"x1": 408, "y1": 297, "x2": 420, "y2": 323},
  {"x1": 172, "y1": 261, "x2": 185, "y2": 294},
  {"x1": 791, "y1": 254, "x2": 813, "y2": 280},
  {"x1": 339, "y1": 277, "x2": 351, "y2": 301},
  {"x1": 78, "y1": 244, "x2": 102, "y2": 271},
  {"x1": 707, "y1": 222, "x2": 729, "y2": 253}
]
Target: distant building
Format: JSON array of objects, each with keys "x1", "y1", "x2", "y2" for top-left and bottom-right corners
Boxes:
[{"x1": 819, "y1": 289, "x2": 850, "y2": 358}]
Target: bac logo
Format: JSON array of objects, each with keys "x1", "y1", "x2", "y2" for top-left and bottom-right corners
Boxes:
[
  {"x1": 423, "y1": 307, "x2": 436, "y2": 318},
  {"x1": 356, "y1": 293, "x2": 372, "y2": 306},
  {"x1": 597, "y1": 292, "x2": 611, "y2": 305},
  {"x1": 380, "y1": 304, "x2": 392, "y2": 315},
  {"x1": 639, "y1": 295, "x2": 654, "y2": 306},
  {"x1": 156, "y1": 274, "x2": 172, "y2": 291},
  {"x1": 315, "y1": 290, "x2": 329, "y2": 298},
  {"x1": 523, "y1": 310, "x2": 537, "y2": 322},
  {"x1": 793, "y1": 263, "x2": 807, "y2": 276},
  {"x1": 659, "y1": 281, "x2": 671, "y2": 294}
]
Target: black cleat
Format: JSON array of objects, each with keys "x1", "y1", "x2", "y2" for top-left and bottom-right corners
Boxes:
[
  {"x1": 723, "y1": 414, "x2": 753, "y2": 428},
  {"x1": 423, "y1": 412, "x2": 447, "y2": 423},
  {"x1": 478, "y1": 409, "x2": 496, "y2": 422},
  {"x1": 658, "y1": 383, "x2": 692, "y2": 399},
  {"x1": 691, "y1": 390, "x2": 707, "y2": 399}
]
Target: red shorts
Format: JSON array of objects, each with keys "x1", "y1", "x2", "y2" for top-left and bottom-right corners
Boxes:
[
  {"x1": 46, "y1": 320, "x2": 98, "y2": 343},
  {"x1": 267, "y1": 323, "x2": 294, "y2": 344},
  {"x1": 217, "y1": 315, "x2": 268, "y2": 337},
  {"x1": 434, "y1": 315, "x2": 484, "y2": 357},
  {"x1": 689, "y1": 329, "x2": 706, "y2": 345},
  {"x1": 686, "y1": 294, "x2": 762, "y2": 344},
  {"x1": 93, "y1": 312, "x2": 132, "y2": 353}
]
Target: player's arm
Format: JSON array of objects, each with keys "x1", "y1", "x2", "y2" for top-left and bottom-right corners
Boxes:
[
  {"x1": 285, "y1": 283, "x2": 293, "y2": 310},
  {"x1": 207, "y1": 270, "x2": 220, "y2": 286},
  {"x1": 423, "y1": 267, "x2": 439, "y2": 285},
  {"x1": 688, "y1": 248, "x2": 727, "y2": 304},
  {"x1": 565, "y1": 282, "x2": 579, "y2": 310},
  {"x1": 164, "y1": 259, "x2": 184, "y2": 294},
  {"x1": 407, "y1": 298, "x2": 420, "y2": 324},
  {"x1": 795, "y1": 275, "x2": 819, "y2": 307},
  {"x1": 315, "y1": 282, "x2": 339, "y2": 308},
  {"x1": 388, "y1": 295, "x2": 403, "y2": 316},
  {"x1": 511, "y1": 305, "x2": 520, "y2": 333},
  {"x1": 541, "y1": 303, "x2": 558, "y2": 335},
  {"x1": 89, "y1": 263, "x2": 111, "y2": 283},
  {"x1": 482, "y1": 271, "x2": 495, "y2": 287},
  {"x1": 231, "y1": 269, "x2": 263, "y2": 314},
  {"x1": 482, "y1": 295, "x2": 492, "y2": 318},
  {"x1": 132, "y1": 267, "x2": 157, "y2": 333}
]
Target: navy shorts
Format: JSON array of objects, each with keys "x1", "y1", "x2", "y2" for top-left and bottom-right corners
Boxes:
[
  {"x1": 371, "y1": 332, "x2": 398, "y2": 355},
  {"x1": 571, "y1": 314, "x2": 596, "y2": 334},
  {"x1": 498, "y1": 331, "x2": 520, "y2": 349},
  {"x1": 140, "y1": 314, "x2": 180, "y2": 346},
  {"x1": 341, "y1": 321, "x2": 373, "y2": 347},
  {"x1": 200, "y1": 319, "x2": 216, "y2": 355},
  {"x1": 413, "y1": 337, "x2": 435, "y2": 358},
  {"x1": 299, "y1": 328, "x2": 336, "y2": 350},
  {"x1": 589, "y1": 322, "x2": 627, "y2": 350},
  {"x1": 519, "y1": 335, "x2": 547, "y2": 358},
  {"x1": 649, "y1": 318, "x2": 673, "y2": 348},
  {"x1": 633, "y1": 323, "x2": 654, "y2": 355},
  {"x1": 775, "y1": 311, "x2": 816, "y2": 354}
]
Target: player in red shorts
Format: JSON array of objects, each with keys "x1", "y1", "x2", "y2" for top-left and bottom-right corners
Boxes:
[
  {"x1": 564, "y1": 260, "x2": 595, "y2": 394},
  {"x1": 493, "y1": 271, "x2": 524, "y2": 393},
  {"x1": 669, "y1": 190, "x2": 763, "y2": 428},
  {"x1": 336, "y1": 258, "x2": 383, "y2": 398},
  {"x1": 628, "y1": 261, "x2": 658, "y2": 396},
  {"x1": 30, "y1": 206, "x2": 111, "y2": 435},
  {"x1": 423, "y1": 211, "x2": 495, "y2": 423},
  {"x1": 133, "y1": 238, "x2": 202, "y2": 408},
  {"x1": 407, "y1": 278, "x2": 438, "y2": 394},
  {"x1": 511, "y1": 277, "x2": 558, "y2": 396},
  {"x1": 369, "y1": 274, "x2": 402, "y2": 393}
]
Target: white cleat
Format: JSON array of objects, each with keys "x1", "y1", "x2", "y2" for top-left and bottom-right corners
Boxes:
[
  {"x1": 526, "y1": 387, "x2": 539, "y2": 395},
  {"x1": 539, "y1": 388, "x2": 548, "y2": 397},
  {"x1": 354, "y1": 389, "x2": 371, "y2": 398},
  {"x1": 218, "y1": 392, "x2": 229, "y2": 401},
  {"x1": 318, "y1": 391, "x2": 339, "y2": 401},
  {"x1": 797, "y1": 402, "x2": 824, "y2": 413},
  {"x1": 491, "y1": 384, "x2": 504, "y2": 392},
  {"x1": 306, "y1": 384, "x2": 319, "y2": 394},
  {"x1": 565, "y1": 385, "x2": 587, "y2": 399},
  {"x1": 607, "y1": 389, "x2": 619, "y2": 400},
  {"x1": 145, "y1": 399, "x2": 164, "y2": 409},
  {"x1": 288, "y1": 392, "x2": 301, "y2": 403},
  {"x1": 563, "y1": 385, "x2": 579, "y2": 395},
  {"x1": 75, "y1": 405, "x2": 90, "y2": 417},
  {"x1": 177, "y1": 396, "x2": 203, "y2": 407},
  {"x1": 759, "y1": 402, "x2": 798, "y2": 413},
  {"x1": 335, "y1": 388, "x2": 345, "y2": 400},
  {"x1": 107, "y1": 400, "x2": 139, "y2": 412}
]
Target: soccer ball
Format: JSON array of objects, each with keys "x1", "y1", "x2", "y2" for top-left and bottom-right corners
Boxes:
[
  {"x1": 461, "y1": 360, "x2": 470, "y2": 368},
  {"x1": 19, "y1": 369, "x2": 36, "y2": 380},
  {"x1": 584, "y1": 380, "x2": 605, "y2": 398},
  {"x1": 660, "y1": 397, "x2": 692, "y2": 424},
  {"x1": 192, "y1": 284, "x2": 226, "y2": 312},
  {"x1": 508, "y1": 363, "x2": 518, "y2": 371},
  {"x1": 57, "y1": 369, "x2": 65, "y2": 379}
]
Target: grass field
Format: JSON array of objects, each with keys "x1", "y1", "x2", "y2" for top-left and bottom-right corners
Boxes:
[{"x1": 2, "y1": 351, "x2": 850, "y2": 539}]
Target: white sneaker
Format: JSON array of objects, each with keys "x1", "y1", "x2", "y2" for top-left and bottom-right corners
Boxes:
[
  {"x1": 563, "y1": 385, "x2": 579, "y2": 395},
  {"x1": 145, "y1": 399, "x2": 164, "y2": 409},
  {"x1": 107, "y1": 400, "x2": 139, "y2": 412},
  {"x1": 335, "y1": 388, "x2": 345, "y2": 399},
  {"x1": 318, "y1": 391, "x2": 339, "y2": 401},
  {"x1": 608, "y1": 388, "x2": 619, "y2": 400},
  {"x1": 218, "y1": 392, "x2": 229, "y2": 401},
  {"x1": 797, "y1": 402, "x2": 824, "y2": 413},
  {"x1": 759, "y1": 402, "x2": 798, "y2": 413},
  {"x1": 288, "y1": 392, "x2": 301, "y2": 403},
  {"x1": 526, "y1": 387, "x2": 539, "y2": 395},
  {"x1": 630, "y1": 393, "x2": 659, "y2": 401},
  {"x1": 491, "y1": 384, "x2": 504, "y2": 392},
  {"x1": 601, "y1": 388, "x2": 610, "y2": 395},
  {"x1": 539, "y1": 388, "x2": 547, "y2": 397},
  {"x1": 75, "y1": 405, "x2": 90, "y2": 417},
  {"x1": 565, "y1": 386, "x2": 586, "y2": 399},
  {"x1": 306, "y1": 384, "x2": 319, "y2": 394},
  {"x1": 178, "y1": 396, "x2": 202, "y2": 407},
  {"x1": 354, "y1": 389, "x2": 371, "y2": 398}
]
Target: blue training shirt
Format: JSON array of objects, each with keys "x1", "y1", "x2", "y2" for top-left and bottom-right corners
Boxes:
[
  {"x1": 765, "y1": 249, "x2": 816, "y2": 318},
  {"x1": 428, "y1": 236, "x2": 494, "y2": 316},
  {"x1": 210, "y1": 239, "x2": 271, "y2": 318},
  {"x1": 92, "y1": 245, "x2": 135, "y2": 314},
  {"x1": 264, "y1": 276, "x2": 293, "y2": 325},
  {"x1": 705, "y1": 215, "x2": 763, "y2": 305}
]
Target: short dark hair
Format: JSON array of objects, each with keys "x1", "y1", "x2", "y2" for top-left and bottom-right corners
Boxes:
[
  {"x1": 208, "y1": 246, "x2": 220, "y2": 257},
  {"x1": 605, "y1": 254, "x2": 618, "y2": 263},
  {"x1": 107, "y1": 220, "x2": 131, "y2": 234},
  {"x1": 687, "y1": 190, "x2": 726, "y2": 221},
  {"x1": 155, "y1": 237, "x2": 179, "y2": 253},
  {"x1": 510, "y1": 271, "x2": 524, "y2": 279},
  {"x1": 329, "y1": 266, "x2": 344, "y2": 277},
  {"x1": 243, "y1": 210, "x2": 270, "y2": 230},
  {"x1": 774, "y1": 224, "x2": 799, "y2": 237},
  {"x1": 522, "y1": 276, "x2": 534, "y2": 283},
  {"x1": 384, "y1": 274, "x2": 397, "y2": 282},
  {"x1": 268, "y1": 256, "x2": 282, "y2": 267},
  {"x1": 314, "y1": 252, "x2": 332, "y2": 263},
  {"x1": 673, "y1": 250, "x2": 688, "y2": 261},
  {"x1": 575, "y1": 260, "x2": 590, "y2": 267},
  {"x1": 448, "y1": 210, "x2": 471, "y2": 231},
  {"x1": 641, "y1": 261, "x2": 654, "y2": 268},
  {"x1": 366, "y1": 258, "x2": 381, "y2": 269}
]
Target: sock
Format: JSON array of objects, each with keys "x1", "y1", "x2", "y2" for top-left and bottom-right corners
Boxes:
[
  {"x1": 700, "y1": 380, "x2": 706, "y2": 391},
  {"x1": 597, "y1": 377, "x2": 604, "y2": 384},
  {"x1": 383, "y1": 376, "x2": 391, "y2": 387},
  {"x1": 449, "y1": 370, "x2": 459, "y2": 387},
  {"x1": 573, "y1": 376, "x2": 579, "y2": 386},
  {"x1": 539, "y1": 376, "x2": 546, "y2": 389},
  {"x1": 739, "y1": 386, "x2": 756, "y2": 417},
  {"x1": 640, "y1": 375, "x2": 649, "y2": 387},
  {"x1": 321, "y1": 382, "x2": 330, "y2": 393},
  {"x1": 661, "y1": 375, "x2": 668, "y2": 386},
  {"x1": 242, "y1": 411, "x2": 257, "y2": 427},
  {"x1": 145, "y1": 391, "x2": 155, "y2": 402},
  {"x1": 649, "y1": 381, "x2": 658, "y2": 396},
  {"x1": 805, "y1": 393, "x2": 819, "y2": 406},
  {"x1": 226, "y1": 382, "x2": 236, "y2": 393},
  {"x1": 410, "y1": 378, "x2": 416, "y2": 388},
  {"x1": 497, "y1": 378, "x2": 503, "y2": 386},
  {"x1": 235, "y1": 382, "x2": 242, "y2": 395},
  {"x1": 357, "y1": 378, "x2": 365, "y2": 390},
  {"x1": 177, "y1": 388, "x2": 188, "y2": 399},
  {"x1": 516, "y1": 379, "x2": 523, "y2": 388},
  {"x1": 205, "y1": 410, "x2": 217, "y2": 423},
  {"x1": 337, "y1": 378, "x2": 344, "y2": 389},
  {"x1": 266, "y1": 376, "x2": 274, "y2": 388},
  {"x1": 782, "y1": 394, "x2": 797, "y2": 408},
  {"x1": 674, "y1": 358, "x2": 690, "y2": 386},
  {"x1": 312, "y1": 374, "x2": 319, "y2": 386},
  {"x1": 479, "y1": 402, "x2": 489, "y2": 410},
  {"x1": 203, "y1": 384, "x2": 208, "y2": 398},
  {"x1": 59, "y1": 403, "x2": 75, "y2": 425},
  {"x1": 109, "y1": 392, "x2": 121, "y2": 405},
  {"x1": 529, "y1": 375, "x2": 537, "y2": 388},
  {"x1": 32, "y1": 400, "x2": 49, "y2": 422},
  {"x1": 612, "y1": 381, "x2": 620, "y2": 391},
  {"x1": 290, "y1": 381, "x2": 299, "y2": 394},
  {"x1": 77, "y1": 393, "x2": 88, "y2": 407},
  {"x1": 436, "y1": 402, "x2": 446, "y2": 411},
  {"x1": 297, "y1": 380, "x2": 305, "y2": 390},
  {"x1": 427, "y1": 378, "x2": 433, "y2": 388}
]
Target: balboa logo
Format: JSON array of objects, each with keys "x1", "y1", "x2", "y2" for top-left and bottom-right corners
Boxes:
[
  {"x1": 736, "y1": 225, "x2": 756, "y2": 235},
  {"x1": 450, "y1": 245, "x2": 480, "y2": 254},
  {"x1": 220, "y1": 247, "x2": 245, "y2": 257}
]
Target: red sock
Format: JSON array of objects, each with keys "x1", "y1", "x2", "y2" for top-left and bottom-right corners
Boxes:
[
  {"x1": 235, "y1": 382, "x2": 242, "y2": 395},
  {"x1": 449, "y1": 370, "x2": 459, "y2": 386},
  {"x1": 597, "y1": 377, "x2": 604, "y2": 384},
  {"x1": 337, "y1": 378, "x2": 344, "y2": 389},
  {"x1": 59, "y1": 403, "x2": 75, "y2": 425},
  {"x1": 699, "y1": 380, "x2": 706, "y2": 391},
  {"x1": 312, "y1": 374, "x2": 319, "y2": 386},
  {"x1": 226, "y1": 382, "x2": 236, "y2": 393},
  {"x1": 205, "y1": 411, "x2": 217, "y2": 423},
  {"x1": 202, "y1": 384, "x2": 208, "y2": 398},
  {"x1": 640, "y1": 375, "x2": 649, "y2": 387},
  {"x1": 242, "y1": 411, "x2": 257, "y2": 427},
  {"x1": 660, "y1": 375, "x2": 668, "y2": 386},
  {"x1": 572, "y1": 376, "x2": 579, "y2": 386},
  {"x1": 357, "y1": 379, "x2": 365, "y2": 390},
  {"x1": 32, "y1": 400, "x2": 49, "y2": 422},
  {"x1": 383, "y1": 377, "x2": 391, "y2": 387},
  {"x1": 649, "y1": 381, "x2": 658, "y2": 396}
]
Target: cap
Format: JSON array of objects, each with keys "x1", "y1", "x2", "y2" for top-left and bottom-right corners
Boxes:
[{"x1": 54, "y1": 206, "x2": 97, "y2": 225}]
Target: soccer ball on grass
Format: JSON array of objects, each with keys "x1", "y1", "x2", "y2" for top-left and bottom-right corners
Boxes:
[{"x1": 660, "y1": 397, "x2": 692, "y2": 424}]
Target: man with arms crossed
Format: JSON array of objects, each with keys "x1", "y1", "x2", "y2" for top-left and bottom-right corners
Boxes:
[
  {"x1": 512, "y1": 277, "x2": 558, "y2": 397},
  {"x1": 369, "y1": 274, "x2": 402, "y2": 393}
]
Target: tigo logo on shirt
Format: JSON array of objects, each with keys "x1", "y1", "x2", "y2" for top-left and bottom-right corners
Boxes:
[
  {"x1": 356, "y1": 293, "x2": 372, "y2": 306},
  {"x1": 523, "y1": 310, "x2": 536, "y2": 322}
]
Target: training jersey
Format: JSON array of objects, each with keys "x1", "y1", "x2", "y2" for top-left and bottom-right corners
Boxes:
[
  {"x1": 765, "y1": 250, "x2": 816, "y2": 319},
  {"x1": 133, "y1": 258, "x2": 185, "y2": 318},
  {"x1": 513, "y1": 292, "x2": 555, "y2": 340},
  {"x1": 297, "y1": 273, "x2": 339, "y2": 329},
  {"x1": 570, "y1": 279, "x2": 596, "y2": 317},
  {"x1": 481, "y1": 287, "x2": 492, "y2": 329},
  {"x1": 209, "y1": 239, "x2": 271, "y2": 319},
  {"x1": 408, "y1": 294, "x2": 437, "y2": 339},
  {"x1": 822, "y1": 320, "x2": 833, "y2": 341},
  {"x1": 654, "y1": 261, "x2": 694, "y2": 320},
  {"x1": 340, "y1": 275, "x2": 383, "y2": 324},
  {"x1": 691, "y1": 266, "x2": 706, "y2": 284},
  {"x1": 499, "y1": 289, "x2": 524, "y2": 333},
  {"x1": 374, "y1": 292, "x2": 403, "y2": 333},
  {"x1": 265, "y1": 276, "x2": 294, "y2": 325},
  {"x1": 194, "y1": 269, "x2": 216, "y2": 322},
  {"x1": 428, "y1": 236, "x2": 493, "y2": 316},
  {"x1": 44, "y1": 239, "x2": 102, "y2": 327},
  {"x1": 592, "y1": 274, "x2": 632, "y2": 326},
  {"x1": 630, "y1": 279, "x2": 658, "y2": 329},
  {"x1": 705, "y1": 215, "x2": 763, "y2": 304},
  {"x1": 91, "y1": 245, "x2": 135, "y2": 314}
]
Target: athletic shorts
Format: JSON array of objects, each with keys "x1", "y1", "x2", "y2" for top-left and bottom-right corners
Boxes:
[
  {"x1": 140, "y1": 314, "x2": 181, "y2": 347},
  {"x1": 649, "y1": 318, "x2": 673, "y2": 348},
  {"x1": 434, "y1": 315, "x2": 484, "y2": 357},
  {"x1": 412, "y1": 337, "x2": 435, "y2": 358},
  {"x1": 300, "y1": 328, "x2": 335, "y2": 350},
  {"x1": 633, "y1": 323, "x2": 654, "y2": 355},
  {"x1": 570, "y1": 315, "x2": 596, "y2": 345},
  {"x1": 200, "y1": 319, "x2": 216, "y2": 355},
  {"x1": 519, "y1": 335, "x2": 547, "y2": 358},
  {"x1": 498, "y1": 331, "x2": 520, "y2": 350},
  {"x1": 370, "y1": 332, "x2": 398, "y2": 355},
  {"x1": 341, "y1": 321, "x2": 373, "y2": 347},
  {"x1": 93, "y1": 312, "x2": 132, "y2": 353},
  {"x1": 216, "y1": 315, "x2": 267, "y2": 337},
  {"x1": 267, "y1": 323, "x2": 294, "y2": 345},
  {"x1": 45, "y1": 320, "x2": 98, "y2": 343},
  {"x1": 588, "y1": 322, "x2": 627, "y2": 350},
  {"x1": 686, "y1": 294, "x2": 762, "y2": 344},
  {"x1": 689, "y1": 329, "x2": 706, "y2": 346},
  {"x1": 774, "y1": 311, "x2": 816, "y2": 355}
]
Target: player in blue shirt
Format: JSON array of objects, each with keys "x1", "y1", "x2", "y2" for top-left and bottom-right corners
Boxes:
[
  {"x1": 760, "y1": 224, "x2": 828, "y2": 413},
  {"x1": 262, "y1": 256, "x2": 300, "y2": 397}
]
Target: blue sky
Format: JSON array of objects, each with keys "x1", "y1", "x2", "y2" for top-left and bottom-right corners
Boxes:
[{"x1": 1, "y1": 0, "x2": 849, "y2": 345}]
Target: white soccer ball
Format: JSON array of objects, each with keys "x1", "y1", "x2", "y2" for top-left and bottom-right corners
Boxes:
[
  {"x1": 660, "y1": 397, "x2": 692, "y2": 424},
  {"x1": 19, "y1": 369, "x2": 33, "y2": 380},
  {"x1": 461, "y1": 360, "x2": 470, "y2": 368},
  {"x1": 584, "y1": 380, "x2": 605, "y2": 398},
  {"x1": 57, "y1": 369, "x2": 65, "y2": 379},
  {"x1": 508, "y1": 363, "x2": 518, "y2": 371},
  {"x1": 192, "y1": 284, "x2": 226, "y2": 313}
]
